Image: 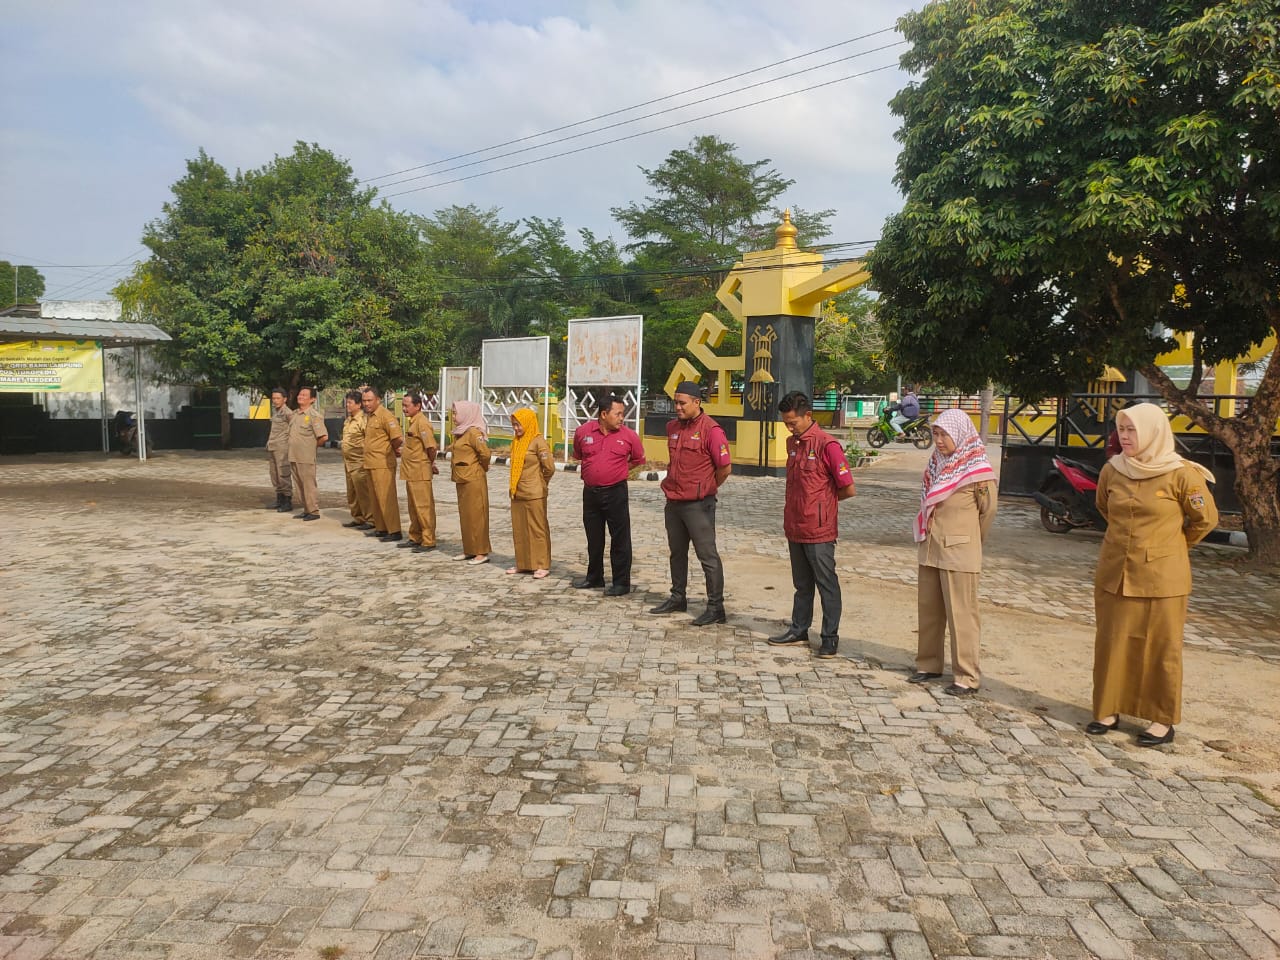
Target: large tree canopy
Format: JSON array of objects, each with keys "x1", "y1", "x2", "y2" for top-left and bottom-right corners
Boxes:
[
  {"x1": 1, "y1": 262, "x2": 47, "y2": 309},
  {"x1": 869, "y1": 0, "x2": 1280, "y2": 561}
]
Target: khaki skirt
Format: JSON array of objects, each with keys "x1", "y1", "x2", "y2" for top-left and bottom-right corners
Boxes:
[{"x1": 1093, "y1": 585, "x2": 1188, "y2": 725}]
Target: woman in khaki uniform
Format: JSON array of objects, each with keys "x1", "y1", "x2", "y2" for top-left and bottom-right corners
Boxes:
[
  {"x1": 910, "y1": 409, "x2": 998, "y2": 696},
  {"x1": 505, "y1": 407, "x2": 555, "y2": 579},
  {"x1": 1088, "y1": 403, "x2": 1217, "y2": 747},
  {"x1": 448, "y1": 400, "x2": 492, "y2": 565}
]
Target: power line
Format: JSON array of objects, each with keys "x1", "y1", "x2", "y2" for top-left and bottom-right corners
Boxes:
[
  {"x1": 45, "y1": 248, "x2": 146, "y2": 300},
  {"x1": 384, "y1": 62, "x2": 899, "y2": 198},
  {"x1": 365, "y1": 27, "x2": 900, "y2": 184},
  {"x1": 374, "y1": 40, "x2": 905, "y2": 192}
]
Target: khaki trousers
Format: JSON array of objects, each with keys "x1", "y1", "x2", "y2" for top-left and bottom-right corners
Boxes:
[
  {"x1": 511, "y1": 497, "x2": 551, "y2": 571},
  {"x1": 290, "y1": 461, "x2": 319, "y2": 515},
  {"x1": 917, "y1": 564, "x2": 982, "y2": 687},
  {"x1": 268, "y1": 448, "x2": 291, "y2": 497},
  {"x1": 456, "y1": 479, "x2": 491, "y2": 556},
  {"x1": 345, "y1": 463, "x2": 373, "y2": 523},
  {"x1": 406, "y1": 479, "x2": 437, "y2": 546},
  {"x1": 367, "y1": 467, "x2": 401, "y2": 534}
]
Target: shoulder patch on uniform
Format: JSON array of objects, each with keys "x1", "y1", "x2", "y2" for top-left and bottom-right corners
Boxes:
[{"x1": 1189, "y1": 492, "x2": 1205, "y2": 508}]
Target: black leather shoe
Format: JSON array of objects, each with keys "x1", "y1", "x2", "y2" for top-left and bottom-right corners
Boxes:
[
  {"x1": 943, "y1": 683, "x2": 978, "y2": 697},
  {"x1": 691, "y1": 607, "x2": 727, "y2": 627},
  {"x1": 815, "y1": 640, "x2": 838, "y2": 659},
  {"x1": 268, "y1": 498, "x2": 283, "y2": 510},
  {"x1": 1136, "y1": 726, "x2": 1175, "y2": 747},
  {"x1": 907, "y1": 671, "x2": 942, "y2": 684},
  {"x1": 357, "y1": 522, "x2": 374, "y2": 530},
  {"x1": 412, "y1": 544, "x2": 437, "y2": 553},
  {"x1": 276, "y1": 500, "x2": 293, "y2": 513},
  {"x1": 1085, "y1": 718, "x2": 1119, "y2": 736},
  {"x1": 396, "y1": 540, "x2": 420, "y2": 548},
  {"x1": 572, "y1": 577, "x2": 605, "y2": 589},
  {"x1": 342, "y1": 520, "x2": 362, "y2": 528},
  {"x1": 649, "y1": 597, "x2": 687, "y2": 615},
  {"x1": 603, "y1": 583, "x2": 631, "y2": 597},
  {"x1": 365, "y1": 529, "x2": 388, "y2": 538},
  {"x1": 293, "y1": 513, "x2": 307, "y2": 519},
  {"x1": 767, "y1": 629, "x2": 809, "y2": 646},
  {"x1": 381, "y1": 532, "x2": 403, "y2": 542},
  {"x1": 301, "y1": 513, "x2": 320, "y2": 521}
]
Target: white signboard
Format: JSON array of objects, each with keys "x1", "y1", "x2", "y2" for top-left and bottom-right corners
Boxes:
[
  {"x1": 566, "y1": 315, "x2": 643, "y2": 386},
  {"x1": 481, "y1": 336, "x2": 549, "y2": 388},
  {"x1": 442, "y1": 366, "x2": 478, "y2": 405}
]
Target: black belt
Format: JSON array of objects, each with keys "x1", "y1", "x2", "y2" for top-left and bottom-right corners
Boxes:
[{"x1": 585, "y1": 480, "x2": 627, "y2": 492}]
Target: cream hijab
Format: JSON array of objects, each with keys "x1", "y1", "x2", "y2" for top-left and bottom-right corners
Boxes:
[{"x1": 1109, "y1": 403, "x2": 1214, "y2": 483}]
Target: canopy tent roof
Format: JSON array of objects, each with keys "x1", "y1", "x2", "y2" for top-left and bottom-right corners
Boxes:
[{"x1": 0, "y1": 314, "x2": 171, "y2": 348}]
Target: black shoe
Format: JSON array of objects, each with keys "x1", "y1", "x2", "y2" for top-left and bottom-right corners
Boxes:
[
  {"x1": 767, "y1": 629, "x2": 809, "y2": 646},
  {"x1": 342, "y1": 520, "x2": 363, "y2": 528},
  {"x1": 572, "y1": 577, "x2": 606, "y2": 589},
  {"x1": 293, "y1": 513, "x2": 307, "y2": 519},
  {"x1": 268, "y1": 496, "x2": 283, "y2": 510},
  {"x1": 649, "y1": 597, "x2": 687, "y2": 615},
  {"x1": 1136, "y1": 726, "x2": 1174, "y2": 747},
  {"x1": 301, "y1": 513, "x2": 319, "y2": 521},
  {"x1": 691, "y1": 606, "x2": 727, "y2": 627},
  {"x1": 357, "y1": 522, "x2": 375, "y2": 530},
  {"x1": 908, "y1": 671, "x2": 943, "y2": 684},
  {"x1": 397, "y1": 540, "x2": 420, "y2": 548},
  {"x1": 943, "y1": 683, "x2": 978, "y2": 697},
  {"x1": 365, "y1": 529, "x2": 388, "y2": 538},
  {"x1": 603, "y1": 583, "x2": 631, "y2": 597},
  {"x1": 815, "y1": 640, "x2": 838, "y2": 659},
  {"x1": 1085, "y1": 718, "x2": 1119, "y2": 736},
  {"x1": 276, "y1": 500, "x2": 293, "y2": 513},
  {"x1": 412, "y1": 544, "x2": 437, "y2": 553},
  {"x1": 381, "y1": 532, "x2": 403, "y2": 542}
]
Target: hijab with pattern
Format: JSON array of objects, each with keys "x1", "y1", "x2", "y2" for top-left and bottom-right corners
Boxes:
[
  {"x1": 1109, "y1": 402, "x2": 1214, "y2": 483},
  {"x1": 914, "y1": 408, "x2": 997, "y2": 543},
  {"x1": 450, "y1": 400, "x2": 487, "y2": 439},
  {"x1": 508, "y1": 407, "x2": 541, "y2": 496}
]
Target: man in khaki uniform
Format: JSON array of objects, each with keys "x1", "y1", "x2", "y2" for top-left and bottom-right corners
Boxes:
[
  {"x1": 399, "y1": 391, "x2": 439, "y2": 552},
  {"x1": 361, "y1": 387, "x2": 403, "y2": 542},
  {"x1": 288, "y1": 386, "x2": 329, "y2": 521},
  {"x1": 341, "y1": 390, "x2": 374, "y2": 529},
  {"x1": 265, "y1": 387, "x2": 293, "y2": 512}
]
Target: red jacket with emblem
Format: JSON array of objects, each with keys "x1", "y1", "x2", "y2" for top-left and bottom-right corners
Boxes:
[
  {"x1": 661, "y1": 412, "x2": 730, "y2": 501},
  {"x1": 784, "y1": 424, "x2": 852, "y2": 543}
]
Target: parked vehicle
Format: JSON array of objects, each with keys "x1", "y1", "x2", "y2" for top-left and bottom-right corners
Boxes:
[
  {"x1": 113, "y1": 410, "x2": 137, "y2": 456},
  {"x1": 1032, "y1": 455, "x2": 1108, "y2": 533},
  {"x1": 866, "y1": 407, "x2": 933, "y2": 449}
]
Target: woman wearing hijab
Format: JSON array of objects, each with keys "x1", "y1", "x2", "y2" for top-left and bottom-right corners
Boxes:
[
  {"x1": 506, "y1": 407, "x2": 555, "y2": 579},
  {"x1": 910, "y1": 409, "x2": 998, "y2": 696},
  {"x1": 1088, "y1": 402, "x2": 1217, "y2": 747},
  {"x1": 448, "y1": 400, "x2": 492, "y2": 565}
]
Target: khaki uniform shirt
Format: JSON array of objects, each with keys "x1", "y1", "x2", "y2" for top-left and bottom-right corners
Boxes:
[
  {"x1": 401, "y1": 412, "x2": 438, "y2": 482},
  {"x1": 267, "y1": 403, "x2": 293, "y2": 451},
  {"x1": 287, "y1": 406, "x2": 328, "y2": 464},
  {"x1": 512, "y1": 436, "x2": 555, "y2": 500},
  {"x1": 363, "y1": 406, "x2": 403, "y2": 471},
  {"x1": 917, "y1": 480, "x2": 996, "y2": 573},
  {"x1": 450, "y1": 428, "x2": 491, "y2": 483},
  {"x1": 1095, "y1": 463, "x2": 1218, "y2": 597},
  {"x1": 341, "y1": 412, "x2": 368, "y2": 466}
]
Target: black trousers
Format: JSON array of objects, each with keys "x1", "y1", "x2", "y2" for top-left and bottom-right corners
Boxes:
[
  {"x1": 788, "y1": 540, "x2": 841, "y2": 644},
  {"x1": 664, "y1": 496, "x2": 724, "y2": 606},
  {"x1": 583, "y1": 481, "x2": 632, "y2": 586}
]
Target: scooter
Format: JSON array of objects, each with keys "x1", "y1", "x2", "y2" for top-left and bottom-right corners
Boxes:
[
  {"x1": 1032, "y1": 455, "x2": 1108, "y2": 533},
  {"x1": 866, "y1": 407, "x2": 933, "y2": 449},
  {"x1": 113, "y1": 410, "x2": 138, "y2": 457}
]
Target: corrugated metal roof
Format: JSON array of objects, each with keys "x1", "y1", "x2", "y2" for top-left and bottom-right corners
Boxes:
[{"x1": 0, "y1": 316, "x2": 171, "y2": 347}]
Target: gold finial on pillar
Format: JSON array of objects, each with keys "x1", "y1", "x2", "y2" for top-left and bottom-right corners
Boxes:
[{"x1": 774, "y1": 208, "x2": 798, "y2": 249}]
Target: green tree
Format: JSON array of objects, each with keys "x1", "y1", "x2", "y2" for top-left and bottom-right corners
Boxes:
[
  {"x1": 1, "y1": 262, "x2": 47, "y2": 309},
  {"x1": 814, "y1": 289, "x2": 893, "y2": 394},
  {"x1": 869, "y1": 0, "x2": 1280, "y2": 562}
]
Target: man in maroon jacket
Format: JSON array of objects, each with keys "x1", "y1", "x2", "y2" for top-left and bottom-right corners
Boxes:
[
  {"x1": 768, "y1": 390, "x2": 855, "y2": 658},
  {"x1": 649, "y1": 381, "x2": 733, "y2": 626}
]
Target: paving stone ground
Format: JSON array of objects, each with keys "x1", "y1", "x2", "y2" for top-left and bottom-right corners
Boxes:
[{"x1": 2, "y1": 449, "x2": 1279, "y2": 960}]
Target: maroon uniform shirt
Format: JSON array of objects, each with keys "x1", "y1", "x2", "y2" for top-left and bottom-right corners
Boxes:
[
  {"x1": 573, "y1": 420, "x2": 645, "y2": 487},
  {"x1": 661, "y1": 411, "x2": 732, "y2": 501}
]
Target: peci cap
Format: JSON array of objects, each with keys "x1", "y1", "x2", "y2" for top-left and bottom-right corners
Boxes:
[{"x1": 674, "y1": 380, "x2": 703, "y2": 399}]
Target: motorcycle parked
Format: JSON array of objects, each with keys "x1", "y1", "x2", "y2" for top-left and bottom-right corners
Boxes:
[
  {"x1": 113, "y1": 410, "x2": 138, "y2": 457},
  {"x1": 866, "y1": 407, "x2": 933, "y2": 450},
  {"x1": 1032, "y1": 455, "x2": 1108, "y2": 533}
]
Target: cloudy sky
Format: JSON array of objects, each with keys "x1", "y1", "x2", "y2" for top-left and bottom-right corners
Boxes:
[{"x1": 2, "y1": 0, "x2": 921, "y2": 301}]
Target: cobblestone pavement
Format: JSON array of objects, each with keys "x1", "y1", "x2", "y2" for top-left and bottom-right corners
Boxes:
[{"x1": 2, "y1": 450, "x2": 1279, "y2": 960}]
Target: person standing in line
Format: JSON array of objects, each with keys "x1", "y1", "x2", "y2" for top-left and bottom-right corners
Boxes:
[
  {"x1": 506, "y1": 407, "x2": 555, "y2": 579},
  {"x1": 341, "y1": 390, "x2": 374, "y2": 530},
  {"x1": 571, "y1": 395, "x2": 646, "y2": 596},
  {"x1": 909, "y1": 409, "x2": 998, "y2": 696},
  {"x1": 649, "y1": 381, "x2": 732, "y2": 626},
  {"x1": 266, "y1": 387, "x2": 293, "y2": 512},
  {"x1": 767, "y1": 391, "x2": 855, "y2": 659},
  {"x1": 449, "y1": 400, "x2": 491, "y2": 565},
  {"x1": 288, "y1": 386, "x2": 328, "y2": 522},
  {"x1": 399, "y1": 390, "x2": 439, "y2": 553},
  {"x1": 360, "y1": 387, "x2": 403, "y2": 542},
  {"x1": 1088, "y1": 402, "x2": 1217, "y2": 747}
]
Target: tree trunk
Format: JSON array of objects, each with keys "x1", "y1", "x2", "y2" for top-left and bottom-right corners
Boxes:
[
  {"x1": 978, "y1": 382, "x2": 994, "y2": 444},
  {"x1": 1233, "y1": 442, "x2": 1280, "y2": 564},
  {"x1": 219, "y1": 386, "x2": 231, "y2": 450}
]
